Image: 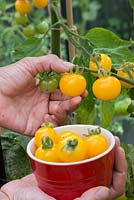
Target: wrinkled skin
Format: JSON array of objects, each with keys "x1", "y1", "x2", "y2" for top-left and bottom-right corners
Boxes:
[
  {"x1": 0, "y1": 55, "x2": 87, "y2": 135},
  {"x1": 0, "y1": 137, "x2": 127, "y2": 200}
]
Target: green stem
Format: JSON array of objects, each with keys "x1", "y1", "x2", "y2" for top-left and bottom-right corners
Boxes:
[
  {"x1": 77, "y1": 66, "x2": 134, "y2": 85},
  {"x1": 49, "y1": 0, "x2": 61, "y2": 56}
]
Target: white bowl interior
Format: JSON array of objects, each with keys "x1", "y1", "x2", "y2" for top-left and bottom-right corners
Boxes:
[{"x1": 27, "y1": 124, "x2": 115, "y2": 166}]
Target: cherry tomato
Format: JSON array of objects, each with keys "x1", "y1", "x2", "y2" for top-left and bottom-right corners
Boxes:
[
  {"x1": 85, "y1": 132, "x2": 109, "y2": 158},
  {"x1": 32, "y1": 0, "x2": 48, "y2": 9},
  {"x1": 14, "y1": 12, "x2": 28, "y2": 26},
  {"x1": 35, "y1": 136, "x2": 59, "y2": 162},
  {"x1": 35, "y1": 124, "x2": 58, "y2": 147},
  {"x1": 58, "y1": 131, "x2": 79, "y2": 142},
  {"x1": 36, "y1": 21, "x2": 49, "y2": 34},
  {"x1": 59, "y1": 73, "x2": 86, "y2": 97},
  {"x1": 92, "y1": 76, "x2": 121, "y2": 101},
  {"x1": 39, "y1": 77, "x2": 58, "y2": 93},
  {"x1": 89, "y1": 53, "x2": 112, "y2": 77},
  {"x1": 15, "y1": 0, "x2": 31, "y2": 15},
  {"x1": 23, "y1": 24, "x2": 35, "y2": 37},
  {"x1": 57, "y1": 135, "x2": 88, "y2": 162},
  {"x1": 117, "y1": 69, "x2": 134, "y2": 88}
]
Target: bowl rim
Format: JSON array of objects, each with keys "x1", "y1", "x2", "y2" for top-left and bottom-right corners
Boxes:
[{"x1": 27, "y1": 124, "x2": 115, "y2": 166}]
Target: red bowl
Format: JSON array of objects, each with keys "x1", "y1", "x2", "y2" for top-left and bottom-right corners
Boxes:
[{"x1": 27, "y1": 124, "x2": 115, "y2": 200}]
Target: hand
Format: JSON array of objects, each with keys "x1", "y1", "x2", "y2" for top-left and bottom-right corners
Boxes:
[
  {"x1": 0, "y1": 137, "x2": 127, "y2": 200},
  {"x1": 0, "y1": 55, "x2": 88, "y2": 135},
  {"x1": 74, "y1": 137, "x2": 127, "y2": 200},
  {"x1": 0, "y1": 174, "x2": 56, "y2": 200}
]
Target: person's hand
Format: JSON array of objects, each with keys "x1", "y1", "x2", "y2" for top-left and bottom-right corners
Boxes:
[
  {"x1": 0, "y1": 174, "x2": 56, "y2": 200},
  {"x1": 0, "y1": 55, "x2": 87, "y2": 135},
  {"x1": 74, "y1": 137, "x2": 128, "y2": 200},
  {"x1": 0, "y1": 137, "x2": 127, "y2": 200}
]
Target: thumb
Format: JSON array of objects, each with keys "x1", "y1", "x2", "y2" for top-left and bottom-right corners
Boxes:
[{"x1": 74, "y1": 186, "x2": 111, "y2": 200}]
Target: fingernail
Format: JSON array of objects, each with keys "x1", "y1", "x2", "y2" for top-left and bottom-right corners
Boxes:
[
  {"x1": 95, "y1": 188, "x2": 110, "y2": 200},
  {"x1": 63, "y1": 61, "x2": 75, "y2": 68}
]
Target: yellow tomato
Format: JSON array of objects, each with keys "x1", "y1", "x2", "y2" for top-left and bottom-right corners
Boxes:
[
  {"x1": 35, "y1": 145, "x2": 59, "y2": 162},
  {"x1": 89, "y1": 53, "x2": 112, "y2": 77},
  {"x1": 32, "y1": 0, "x2": 48, "y2": 9},
  {"x1": 85, "y1": 134, "x2": 109, "y2": 158},
  {"x1": 117, "y1": 69, "x2": 134, "y2": 88},
  {"x1": 34, "y1": 126, "x2": 58, "y2": 147},
  {"x1": 92, "y1": 76, "x2": 121, "y2": 101},
  {"x1": 15, "y1": 0, "x2": 31, "y2": 15},
  {"x1": 35, "y1": 136, "x2": 59, "y2": 162},
  {"x1": 57, "y1": 135, "x2": 88, "y2": 162},
  {"x1": 58, "y1": 131, "x2": 78, "y2": 141},
  {"x1": 59, "y1": 73, "x2": 86, "y2": 97}
]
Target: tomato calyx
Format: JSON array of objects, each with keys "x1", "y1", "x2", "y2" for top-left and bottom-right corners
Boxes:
[
  {"x1": 84, "y1": 127, "x2": 101, "y2": 137},
  {"x1": 41, "y1": 122, "x2": 54, "y2": 129},
  {"x1": 62, "y1": 138, "x2": 78, "y2": 152},
  {"x1": 42, "y1": 136, "x2": 54, "y2": 149}
]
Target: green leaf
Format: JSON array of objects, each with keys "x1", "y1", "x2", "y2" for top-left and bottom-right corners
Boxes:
[
  {"x1": 12, "y1": 37, "x2": 43, "y2": 61},
  {"x1": 84, "y1": 27, "x2": 134, "y2": 68},
  {"x1": 129, "y1": 0, "x2": 134, "y2": 9},
  {"x1": 123, "y1": 144, "x2": 134, "y2": 198},
  {"x1": 0, "y1": 131, "x2": 32, "y2": 181}
]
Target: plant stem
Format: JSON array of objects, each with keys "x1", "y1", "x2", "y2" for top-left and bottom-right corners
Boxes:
[
  {"x1": 49, "y1": 0, "x2": 61, "y2": 57},
  {"x1": 66, "y1": 0, "x2": 75, "y2": 61}
]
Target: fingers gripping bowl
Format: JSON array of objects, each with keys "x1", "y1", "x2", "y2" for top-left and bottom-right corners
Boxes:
[{"x1": 27, "y1": 124, "x2": 115, "y2": 200}]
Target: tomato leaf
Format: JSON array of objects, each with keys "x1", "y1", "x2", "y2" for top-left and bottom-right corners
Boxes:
[
  {"x1": 0, "y1": 131, "x2": 32, "y2": 181},
  {"x1": 11, "y1": 37, "x2": 43, "y2": 61},
  {"x1": 84, "y1": 27, "x2": 134, "y2": 68}
]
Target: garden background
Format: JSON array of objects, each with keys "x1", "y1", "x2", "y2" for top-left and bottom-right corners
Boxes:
[{"x1": 0, "y1": 0, "x2": 134, "y2": 199}]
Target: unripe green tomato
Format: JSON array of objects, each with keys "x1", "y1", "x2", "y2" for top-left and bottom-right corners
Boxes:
[
  {"x1": 23, "y1": 24, "x2": 35, "y2": 37},
  {"x1": 36, "y1": 21, "x2": 49, "y2": 34},
  {"x1": 39, "y1": 78, "x2": 58, "y2": 93},
  {"x1": 14, "y1": 12, "x2": 28, "y2": 26}
]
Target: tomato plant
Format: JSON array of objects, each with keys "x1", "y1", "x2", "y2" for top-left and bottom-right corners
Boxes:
[
  {"x1": 59, "y1": 73, "x2": 86, "y2": 97},
  {"x1": 15, "y1": 0, "x2": 31, "y2": 15},
  {"x1": 92, "y1": 76, "x2": 121, "y2": 101},
  {"x1": 89, "y1": 53, "x2": 112, "y2": 77}
]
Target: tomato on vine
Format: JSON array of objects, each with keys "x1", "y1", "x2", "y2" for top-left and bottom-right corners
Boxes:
[
  {"x1": 59, "y1": 73, "x2": 86, "y2": 97},
  {"x1": 84, "y1": 127, "x2": 109, "y2": 158},
  {"x1": 35, "y1": 136, "x2": 59, "y2": 162},
  {"x1": 14, "y1": 12, "x2": 28, "y2": 26},
  {"x1": 117, "y1": 69, "x2": 134, "y2": 88},
  {"x1": 39, "y1": 77, "x2": 58, "y2": 93},
  {"x1": 57, "y1": 135, "x2": 88, "y2": 162},
  {"x1": 23, "y1": 24, "x2": 35, "y2": 37},
  {"x1": 36, "y1": 20, "x2": 49, "y2": 35},
  {"x1": 92, "y1": 76, "x2": 121, "y2": 101},
  {"x1": 89, "y1": 53, "x2": 112, "y2": 77},
  {"x1": 32, "y1": 0, "x2": 48, "y2": 9},
  {"x1": 15, "y1": 0, "x2": 31, "y2": 15},
  {"x1": 34, "y1": 123, "x2": 58, "y2": 148}
]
